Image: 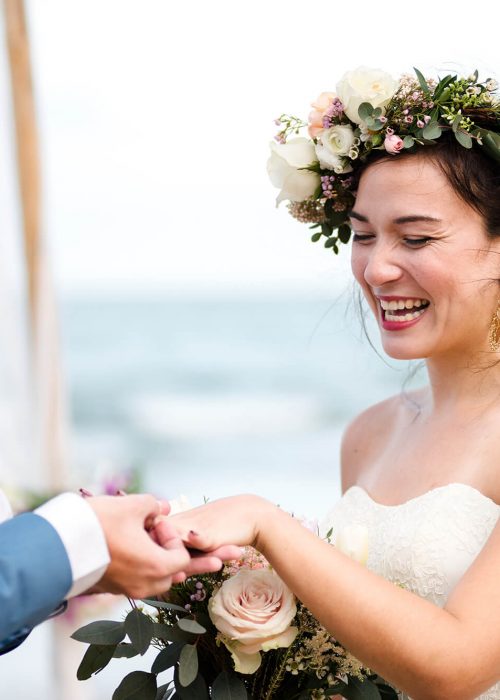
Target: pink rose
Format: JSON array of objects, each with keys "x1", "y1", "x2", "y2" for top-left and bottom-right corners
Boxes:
[
  {"x1": 208, "y1": 569, "x2": 298, "y2": 674},
  {"x1": 384, "y1": 133, "x2": 404, "y2": 154},
  {"x1": 308, "y1": 91, "x2": 336, "y2": 138}
]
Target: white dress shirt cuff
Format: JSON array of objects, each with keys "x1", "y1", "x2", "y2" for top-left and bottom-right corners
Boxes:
[{"x1": 35, "y1": 493, "x2": 110, "y2": 598}]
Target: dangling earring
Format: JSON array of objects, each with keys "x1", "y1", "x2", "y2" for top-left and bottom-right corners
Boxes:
[{"x1": 488, "y1": 300, "x2": 500, "y2": 351}]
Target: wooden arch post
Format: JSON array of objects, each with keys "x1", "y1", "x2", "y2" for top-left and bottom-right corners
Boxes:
[{"x1": 3, "y1": 0, "x2": 67, "y2": 491}]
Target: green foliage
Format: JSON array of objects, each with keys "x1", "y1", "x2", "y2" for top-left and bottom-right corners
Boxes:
[
  {"x1": 179, "y1": 644, "x2": 199, "y2": 687},
  {"x1": 211, "y1": 671, "x2": 248, "y2": 699},
  {"x1": 151, "y1": 643, "x2": 183, "y2": 674},
  {"x1": 125, "y1": 609, "x2": 154, "y2": 655},
  {"x1": 422, "y1": 122, "x2": 442, "y2": 140},
  {"x1": 413, "y1": 67, "x2": 431, "y2": 96},
  {"x1": 72, "y1": 620, "x2": 126, "y2": 646},
  {"x1": 177, "y1": 618, "x2": 206, "y2": 635},
  {"x1": 112, "y1": 671, "x2": 157, "y2": 700},
  {"x1": 455, "y1": 130, "x2": 473, "y2": 148},
  {"x1": 77, "y1": 644, "x2": 116, "y2": 680}
]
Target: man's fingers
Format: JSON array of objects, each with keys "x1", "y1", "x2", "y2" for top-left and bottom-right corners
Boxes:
[
  {"x1": 155, "y1": 520, "x2": 186, "y2": 550},
  {"x1": 205, "y1": 545, "x2": 242, "y2": 561},
  {"x1": 183, "y1": 555, "x2": 225, "y2": 575}
]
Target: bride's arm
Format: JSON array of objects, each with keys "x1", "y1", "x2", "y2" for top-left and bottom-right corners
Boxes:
[{"x1": 171, "y1": 496, "x2": 500, "y2": 700}]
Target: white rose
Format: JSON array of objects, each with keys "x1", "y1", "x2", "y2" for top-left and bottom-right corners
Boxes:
[
  {"x1": 208, "y1": 569, "x2": 298, "y2": 674},
  {"x1": 315, "y1": 125, "x2": 356, "y2": 173},
  {"x1": 336, "y1": 523, "x2": 369, "y2": 565},
  {"x1": 337, "y1": 67, "x2": 398, "y2": 124},
  {"x1": 267, "y1": 138, "x2": 320, "y2": 205}
]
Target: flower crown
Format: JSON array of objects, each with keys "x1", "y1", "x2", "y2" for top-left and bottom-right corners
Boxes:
[{"x1": 267, "y1": 67, "x2": 500, "y2": 253}]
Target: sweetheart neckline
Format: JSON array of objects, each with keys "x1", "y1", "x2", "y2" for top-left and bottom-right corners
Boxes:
[{"x1": 345, "y1": 482, "x2": 500, "y2": 509}]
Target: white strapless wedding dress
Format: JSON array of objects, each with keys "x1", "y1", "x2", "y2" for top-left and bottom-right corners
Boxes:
[{"x1": 323, "y1": 483, "x2": 500, "y2": 700}]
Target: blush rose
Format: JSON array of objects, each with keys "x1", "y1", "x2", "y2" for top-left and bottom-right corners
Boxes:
[{"x1": 208, "y1": 568, "x2": 298, "y2": 674}]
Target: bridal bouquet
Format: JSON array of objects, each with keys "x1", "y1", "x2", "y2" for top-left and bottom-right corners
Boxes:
[{"x1": 72, "y1": 544, "x2": 397, "y2": 699}]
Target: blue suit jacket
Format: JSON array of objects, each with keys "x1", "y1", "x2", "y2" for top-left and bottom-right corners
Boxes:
[{"x1": 0, "y1": 513, "x2": 72, "y2": 654}]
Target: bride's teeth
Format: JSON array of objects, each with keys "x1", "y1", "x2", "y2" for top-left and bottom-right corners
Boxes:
[{"x1": 379, "y1": 298, "x2": 428, "y2": 311}]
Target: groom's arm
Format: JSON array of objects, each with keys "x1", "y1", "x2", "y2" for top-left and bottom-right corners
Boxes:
[{"x1": 0, "y1": 493, "x2": 110, "y2": 653}]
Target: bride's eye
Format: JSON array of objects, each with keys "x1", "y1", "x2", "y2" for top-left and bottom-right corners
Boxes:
[
  {"x1": 352, "y1": 233, "x2": 375, "y2": 244},
  {"x1": 404, "y1": 237, "x2": 432, "y2": 247}
]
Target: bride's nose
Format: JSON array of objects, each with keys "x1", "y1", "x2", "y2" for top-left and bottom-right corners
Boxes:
[{"x1": 361, "y1": 241, "x2": 403, "y2": 288}]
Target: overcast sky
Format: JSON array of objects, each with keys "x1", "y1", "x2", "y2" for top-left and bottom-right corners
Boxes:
[{"x1": 18, "y1": 0, "x2": 500, "y2": 297}]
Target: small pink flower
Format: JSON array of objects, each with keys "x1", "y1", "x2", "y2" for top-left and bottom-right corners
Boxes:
[
  {"x1": 404, "y1": 115, "x2": 413, "y2": 123},
  {"x1": 386, "y1": 127, "x2": 394, "y2": 136},
  {"x1": 384, "y1": 133, "x2": 404, "y2": 154},
  {"x1": 424, "y1": 115, "x2": 432, "y2": 124},
  {"x1": 416, "y1": 119, "x2": 425, "y2": 128},
  {"x1": 379, "y1": 115, "x2": 388, "y2": 123}
]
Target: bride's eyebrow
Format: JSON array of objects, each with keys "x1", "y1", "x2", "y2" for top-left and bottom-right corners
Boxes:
[
  {"x1": 348, "y1": 211, "x2": 443, "y2": 226},
  {"x1": 348, "y1": 210, "x2": 368, "y2": 222},
  {"x1": 393, "y1": 215, "x2": 442, "y2": 225}
]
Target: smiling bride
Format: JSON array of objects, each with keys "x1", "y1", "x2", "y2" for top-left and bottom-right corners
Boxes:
[{"x1": 170, "y1": 67, "x2": 500, "y2": 700}]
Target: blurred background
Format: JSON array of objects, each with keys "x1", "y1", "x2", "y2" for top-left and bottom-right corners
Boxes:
[{"x1": 0, "y1": 1, "x2": 497, "y2": 697}]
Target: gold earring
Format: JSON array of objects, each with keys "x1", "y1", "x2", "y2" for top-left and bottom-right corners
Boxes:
[{"x1": 488, "y1": 301, "x2": 500, "y2": 351}]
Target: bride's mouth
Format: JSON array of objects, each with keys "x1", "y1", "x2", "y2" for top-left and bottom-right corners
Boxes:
[{"x1": 378, "y1": 297, "x2": 430, "y2": 329}]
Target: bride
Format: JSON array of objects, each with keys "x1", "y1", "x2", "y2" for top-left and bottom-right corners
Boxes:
[{"x1": 170, "y1": 68, "x2": 500, "y2": 699}]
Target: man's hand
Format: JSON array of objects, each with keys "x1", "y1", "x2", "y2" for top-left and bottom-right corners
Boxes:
[
  {"x1": 87, "y1": 494, "x2": 191, "y2": 598},
  {"x1": 87, "y1": 494, "x2": 241, "y2": 598}
]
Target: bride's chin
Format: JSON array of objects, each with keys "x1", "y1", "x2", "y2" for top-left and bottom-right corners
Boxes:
[{"x1": 379, "y1": 339, "x2": 428, "y2": 361}]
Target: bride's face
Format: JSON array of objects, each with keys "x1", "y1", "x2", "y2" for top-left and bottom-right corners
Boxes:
[{"x1": 350, "y1": 156, "x2": 500, "y2": 361}]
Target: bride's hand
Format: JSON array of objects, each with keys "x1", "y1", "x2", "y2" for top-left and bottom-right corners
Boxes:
[{"x1": 166, "y1": 494, "x2": 276, "y2": 552}]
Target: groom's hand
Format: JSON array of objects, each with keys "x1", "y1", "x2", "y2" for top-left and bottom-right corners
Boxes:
[{"x1": 87, "y1": 494, "x2": 191, "y2": 598}]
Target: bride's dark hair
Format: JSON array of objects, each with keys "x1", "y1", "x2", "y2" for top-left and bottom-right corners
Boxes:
[{"x1": 357, "y1": 132, "x2": 500, "y2": 238}]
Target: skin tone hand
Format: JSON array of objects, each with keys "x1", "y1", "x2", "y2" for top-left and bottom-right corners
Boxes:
[
  {"x1": 167, "y1": 494, "x2": 273, "y2": 553},
  {"x1": 87, "y1": 494, "x2": 241, "y2": 599}
]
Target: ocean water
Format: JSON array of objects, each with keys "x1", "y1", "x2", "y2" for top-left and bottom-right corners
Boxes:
[{"x1": 60, "y1": 295, "x2": 420, "y2": 519}]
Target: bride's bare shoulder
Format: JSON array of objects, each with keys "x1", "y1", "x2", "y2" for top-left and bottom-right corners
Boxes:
[{"x1": 340, "y1": 389, "x2": 424, "y2": 491}]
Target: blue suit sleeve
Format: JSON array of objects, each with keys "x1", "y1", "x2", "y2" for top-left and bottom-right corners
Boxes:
[{"x1": 0, "y1": 512, "x2": 72, "y2": 644}]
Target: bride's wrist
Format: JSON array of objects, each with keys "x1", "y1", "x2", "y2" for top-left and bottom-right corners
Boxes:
[{"x1": 253, "y1": 500, "x2": 286, "y2": 554}]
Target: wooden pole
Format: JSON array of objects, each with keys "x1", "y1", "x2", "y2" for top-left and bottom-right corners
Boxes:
[
  {"x1": 3, "y1": 0, "x2": 67, "y2": 490},
  {"x1": 3, "y1": 0, "x2": 39, "y2": 323}
]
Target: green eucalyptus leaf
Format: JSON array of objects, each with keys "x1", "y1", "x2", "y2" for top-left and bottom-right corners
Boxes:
[
  {"x1": 114, "y1": 643, "x2": 141, "y2": 659},
  {"x1": 403, "y1": 135, "x2": 415, "y2": 148},
  {"x1": 324, "y1": 237, "x2": 337, "y2": 248},
  {"x1": 77, "y1": 644, "x2": 116, "y2": 680},
  {"x1": 372, "y1": 107, "x2": 382, "y2": 118},
  {"x1": 451, "y1": 113, "x2": 462, "y2": 133},
  {"x1": 179, "y1": 644, "x2": 198, "y2": 687},
  {"x1": 364, "y1": 116, "x2": 375, "y2": 128},
  {"x1": 176, "y1": 618, "x2": 206, "y2": 635},
  {"x1": 338, "y1": 224, "x2": 352, "y2": 244},
  {"x1": 142, "y1": 599, "x2": 187, "y2": 614},
  {"x1": 455, "y1": 130, "x2": 473, "y2": 148},
  {"x1": 125, "y1": 609, "x2": 154, "y2": 656},
  {"x1": 112, "y1": 671, "x2": 157, "y2": 700},
  {"x1": 211, "y1": 671, "x2": 248, "y2": 700},
  {"x1": 174, "y1": 666, "x2": 209, "y2": 700},
  {"x1": 482, "y1": 132, "x2": 500, "y2": 163},
  {"x1": 358, "y1": 102, "x2": 374, "y2": 121},
  {"x1": 151, "y1": 643, "x2": 183, "y2": 674},
  {"x1": 311, "y1": 232, "x2": 322, "y2": 243},
  {"x1": 422, "y1": 122, "x2": 442, "y2": 140},
  {"x1": 321, "y1": 222, "x2": 334, "y2": 237},
  {"x1": 72, "y1": 620, "x2": 126, "y2": 646},
  {"x1": 153, "y1": 623, "x2": 195, "y2": 644},
  {"x1": 413, "y1": 67, "x2": 430, "y2": 96}
]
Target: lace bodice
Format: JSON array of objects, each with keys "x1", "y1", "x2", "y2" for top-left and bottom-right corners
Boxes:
[{"x1": 323, "y1": 483, "x2": 500, "y2": 700}]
